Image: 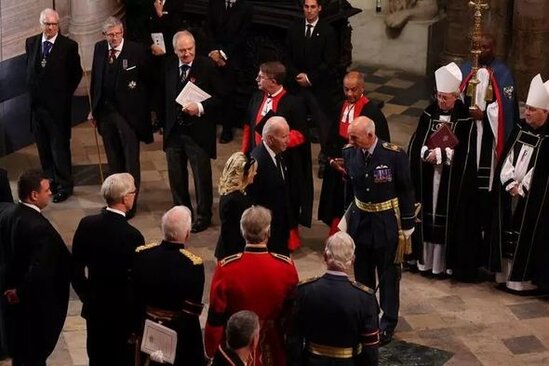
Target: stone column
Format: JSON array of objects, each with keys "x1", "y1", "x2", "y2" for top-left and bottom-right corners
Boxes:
[
  {"x1": 439, "y1": 0, "x2": 471, "y2": 66},
  {"x1": 487, "y1": 0, "x2": 514, "y2": 60},
  {"x1": 69, "y1": 0, "x2": 124, "y2": 94},
  {"x1": 509, "y1": 0, "x2": 549, "y2": 101}
]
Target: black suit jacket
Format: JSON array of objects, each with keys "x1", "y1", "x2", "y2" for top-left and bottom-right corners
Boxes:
[
  {"x1": 0, "y1": 169, "x2": 12, "y2": 202},
  {"x1": 285, "y1": 18, "x2": 338, "y2": 90},
  {"x1": 1, "y1": 204, "x2": 71, "y2": 360},
  {"x1": 161, "y1": 54, "x2": 223, "y2": 157},
  {"x1": 90, "y1": 39, "x2": 153, "y2": 143},
  {"x1": 71, "y1": 209, "x2": 145, "y2": 319},
  {"x1": 207, "y1": 0, "x2": 253, "y2": 64},
  {"x1": 25, "y1": 33, "x2": 83, "y2": 137},
  {"x1": 248, "y1": 143, "x2": 291, "y2": 255}
]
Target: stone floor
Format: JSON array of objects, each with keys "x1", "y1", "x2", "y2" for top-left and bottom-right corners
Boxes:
[{"x1": 1, "y1": 67, "x2": 549, "y2": 365}]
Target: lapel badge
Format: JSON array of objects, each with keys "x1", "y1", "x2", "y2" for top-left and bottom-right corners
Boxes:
[
  {"x1": 41, "y1": 58, "x2": 47, "y2": 68},
  {"x1": 122, "y1": 59, "x2": 128, "y2": 70},
  {"x1": 504, "y1": 86, "x2": 514, "y2": 101},
  {"x1": 128, "y1": 81, "x2": 137, "y2": 89}
]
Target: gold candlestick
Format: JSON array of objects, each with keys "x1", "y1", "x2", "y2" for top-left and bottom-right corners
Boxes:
[{"x1": 466, "y1": 0, "x2": 489, "y2": 110}]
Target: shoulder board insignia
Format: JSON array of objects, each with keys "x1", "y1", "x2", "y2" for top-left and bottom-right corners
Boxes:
[
  {"x1": 298, "y1": 276, "x2": 320, "y2": 286},
  {"x1": 351, "y1": 280, "x2": 375, "y2": 295},
  {"x1": 342, "y1": 144, "x2": 354, "y2": 150},
  {"x1": 382, "y1": 142, "x2": 402, "y2": 152},
  {"x1": 270, "y1": 252, "x2": 292, "y2": 264},
  {"x1": 220, "y1": 253, "x2": 243, "y2": 266},
  {"x1": 135, "y1": 242, "x2": 159, "y2": 253},
  {"x1": 180, "y1": 249, "x2": 203, "y2": 265}
]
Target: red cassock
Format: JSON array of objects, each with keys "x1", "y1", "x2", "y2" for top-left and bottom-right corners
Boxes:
[{"x1": 205, "y1": 246, "x2": 299, "y2": 366}]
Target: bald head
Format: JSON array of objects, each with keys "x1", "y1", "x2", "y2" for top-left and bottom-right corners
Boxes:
[
  {"x1": 343, "y1": 71, "x2": 366, "y2": 103},
  {"x1": 347, "y1": 116, "x2": 376, "y2": 149},
  {"x1": 262, "y1": 116, "x2": 290, "y2": 154}
]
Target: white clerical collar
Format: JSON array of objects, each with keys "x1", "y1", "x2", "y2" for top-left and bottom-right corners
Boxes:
[
  {"x1": 42, "y1": 33, "x2": 58, "y2": 44},
  {"x1": 268, "y1": 86, "x2": 284, "y2": 98},
  {"x1": 106, "y1": 207, "x2": 126, "y2": 217},
  {"x1": 326, "y1": 270, "x2": 348, "y2": 277},
  {"x1": 19, "y1": 200, "x2": 41, "y2": 213},
  {"x1": 109, "y1": 39, "x2": 124, "y2": 53}
]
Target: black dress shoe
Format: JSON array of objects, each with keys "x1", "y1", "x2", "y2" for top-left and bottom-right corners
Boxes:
[
  {"x1": 191, "y1": 220, "x2": 210, "y2": 233},
  {"x1": 52, "y1": 191, "x2": 71, "y2": 203},
  {"x1": 219, "y1": 130, "x2": 233, "y2": 144},
  {"x1": 379, "y1": 330, "x2": 393, "y2": 347}
]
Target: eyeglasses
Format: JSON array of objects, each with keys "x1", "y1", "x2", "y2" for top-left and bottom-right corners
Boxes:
[
  {"x1": 127, "y1": 190, "x2": 137, "y2": 195},
  {"x1": 43, "y1": 22, "x2": 59, "y2": 26},
  {"x1": 105, "y1": 32, "x2": 123, "y2": 38}
]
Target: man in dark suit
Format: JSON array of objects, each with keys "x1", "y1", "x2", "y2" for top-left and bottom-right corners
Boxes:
[
  {"x1": 242, "y1": 62, "x2": 313, "y2": 249},
  {"x1": 342, "y1": 116, "x2": 415, "y2": 346},
  {"x1": 25, "y1": 8, "x2": 83, "y2": 203},
  {"x1": 133, "y1": 205, "x2": 206, "y2": 366},
  {"x1": 247, "y1": 116, "x2": 293, "y2": 255},
  {"x1": 206, "y1": 0, "x2": 253, "y2": 143},
  {"x1": 90, "y1": 16, "x2": 153, "y2": 218},
  {"x1": 0, "y1": 169, "x2": 12, "y2": 202},
  {"x1": 285, "y1": 0, "x2": 341, "y2": 174},
  {"x1": 71, "y1": 173, "x2": 145, "y2": 366},
  {"x1": 160, "y1": 30, "x2": 223, "y2": 233},
  {"x1": 1, "y1": 169, "x2": 71, "y2": 366}
]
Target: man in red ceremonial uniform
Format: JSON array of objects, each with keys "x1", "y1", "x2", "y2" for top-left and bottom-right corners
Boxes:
[
  {"x1": 205, "y1": 205, "x2": 299, "y2": 366},
  {"x1": 242, "y1": 61, "x2": 313, "y2": 251},
  {"x1": 318, "y1": 71, "x2": 390, "y2": 234}
]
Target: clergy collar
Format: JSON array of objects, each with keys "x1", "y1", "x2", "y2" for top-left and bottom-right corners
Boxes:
[
  {"x1": 267, "y1": 86, "x2": 284, "y2": 98},
  {"x1": 109, "y1": 39, "x2": 124, "y2": 53},
  {"x1": 106, "y1": 206, "x2": 126, "y2": 217},
  {"x1": 19, "y1": 200, "x2": 41, "y2": 213},
  {"x1": 42, "y1": 33, "x2": 58, "y2": 44}
]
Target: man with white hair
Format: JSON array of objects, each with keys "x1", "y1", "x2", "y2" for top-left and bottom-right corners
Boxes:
[
  {"x1": 408, "y1": 62, "x2": 476, "y2": 278},
  {"x1": 90, "y1": 16, "x2": 153, "y2": 218},
  {"x1": 160, "y1": 30, "x2": 223, "y2": 233},
  {"x1": 133, "y1": 205, "x2": 206, "y2": 365},
  {"x1": 490, "y1": 74, "x2": 549, "y2": 293},
  {"x1": 289, "y1": 232, "x2": 380, "y2": 365},
  {"x1": 25, "y1": 8, "x2": 82, "y2": 203},
  {"x1": 342, "y1": 116, "x2": 415, "y2": 346},
  {"x1": 71, "y1": 173, "x2": 145, "y2": 365},
  {"x1": 248, "y1": 116, "x2": 294, "y2": 255}
]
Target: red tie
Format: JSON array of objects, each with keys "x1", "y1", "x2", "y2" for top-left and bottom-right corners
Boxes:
[{"x1": 108, "y1": 48, "x2": 117, "y2": 64}]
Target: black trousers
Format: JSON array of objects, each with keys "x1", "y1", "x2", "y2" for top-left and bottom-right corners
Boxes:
[
  {"x1": 166, "y1": 133, "x2": 212, "y2": 222},
  {"x1": 32, "y1": 106, "x2": 73, "y2": 193},
  {"x1": 354, "y1": 244, "x2": 400, "y2": 333},
  {"x1": 98, "y1": 109, "x2": 141, "y2": 214},
  {"x1": 86, "y1": 316, "x2": 132, "y2": 366}
]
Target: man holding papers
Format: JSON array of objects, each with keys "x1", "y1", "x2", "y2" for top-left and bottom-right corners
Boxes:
[{"x1": 160, "y1": 30, "x2": 223, "y2": 233}]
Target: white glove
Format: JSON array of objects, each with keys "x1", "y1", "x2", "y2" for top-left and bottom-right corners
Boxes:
[{"x1": 150, "y1": 350, "x2": 165, "y2": 363}]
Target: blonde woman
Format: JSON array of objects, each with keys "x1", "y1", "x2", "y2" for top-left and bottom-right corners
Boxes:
[{"x1": 215, "y1": 152, "x2": 257, "y2": 259}]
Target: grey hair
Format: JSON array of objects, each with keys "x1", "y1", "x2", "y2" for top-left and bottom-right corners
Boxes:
[
  {"x1": 350, "y1": 116, "x2": 376, "y2": 136},
  {"x1": 226, "y1": 310, "x2": 260, "y2": 350},
  {"x1": 240, "y1": 206, "x2": 271, "y2": 244},
  {"x1": 102, "y1": 16, "x2": 123, "y2": 33},
  {"x1": 162, "y1": 206, "x2": 192, "y2": 242},
  {"x1": 39, "y1": 8, "x2": 59, "y2": 25},
  {"x1": 101, "y1": 173, "x2": 135, "y2": 205},
  {"x1": 324, "y1": 232, "x2": 356, "y2": 271},
  {"x1": 262, "y1": 116, "x2": 289, "y2": 139},
  {"x1": 172, "y1": 30, "x2": 195, "y2": 51}
]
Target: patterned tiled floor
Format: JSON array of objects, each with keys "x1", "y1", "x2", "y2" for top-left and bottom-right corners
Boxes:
[{"x1": 1, "y1": 66, "x2": 549, "y2": 365}]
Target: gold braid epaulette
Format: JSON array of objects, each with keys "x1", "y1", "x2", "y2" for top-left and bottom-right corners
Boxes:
[
  {"x1": 219, "y1": 253, "x2": 243, "y2": 266},
  {"x1": 342, "y1": 144, "x2": 353, "y2": 150},
  {"x1": 298, "y1": 276, "x2": 320, "y2": 286},
  {"x1": 351, "y1": 280, "x2": 375, "y2": 295},
  {"x1": 270, "y1": 252, "x2": 292, "y2": 264},
  {"x1": 180, "y1": 249, "x2": 203, "y2": 265},
  {"x1": 382, "y1": 142, "x2": 402, "y2": 152},
  {"x1": 135, "y1": 242, "x2": 159, "y2": 253}
]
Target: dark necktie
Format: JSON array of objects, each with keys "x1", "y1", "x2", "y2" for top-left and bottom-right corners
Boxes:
[
  {"x1": 275, "y1": 154, "x2": 285, "y2": 180},
  {"x1": 305, "y1": 24, "x2": 313, "y2": 38},
  {"x1": 363, "y1": 150, "x2": 371, "y2": 166},
  {"x1": 108, "y1": 48, "x2": 117, "y2": 64},
  {"x1": 42, "y1": 41, "x2": 52, "y2": 58},
  {"x1": 180, "y1": 64, "x2": 190, "y2": 83}
]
